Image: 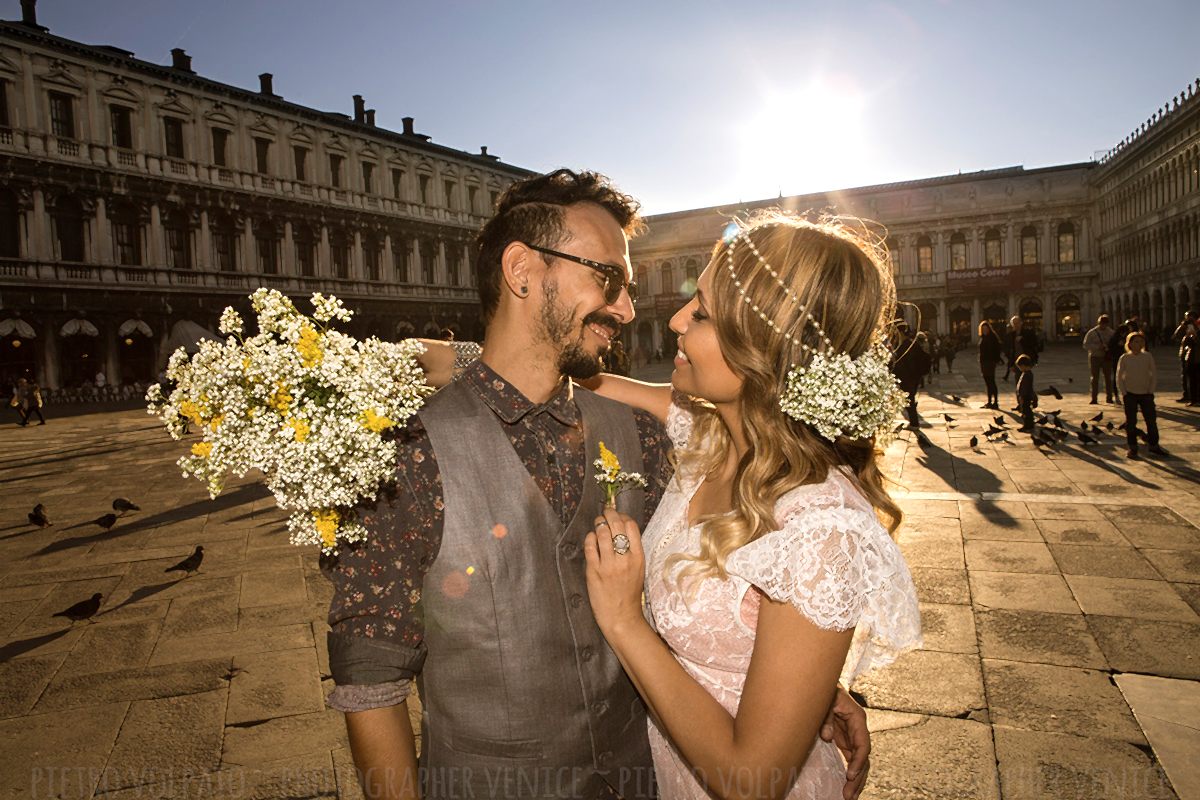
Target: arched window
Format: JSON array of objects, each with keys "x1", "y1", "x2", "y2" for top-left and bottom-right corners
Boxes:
[
  {"x1": 294, "y1": 224, "x2": 316, "y2": 277},
  {"x1": 916, "y1": 235, "x2": 933, "y2": 273},
  {"x1": 636, "y1": 264, "x2": 648, "y2": 293},
  {"x1": 660, "y1": 262, "x2": 674, "y2": 295},
  {"x1": 949, "y1": 306, "x2": 972, "y2": 338},
  {"x1": 949, "y1": 232, "x2": 967, "y2": 271},
  {"x1": 917, "y1": 302, "x2": 938, "y2": 332},
  {"x1": 53, "y1": 196, "x2": 85, "y2": 262},
  {"x1": 984, "y1": 229, "x2": 1001, "y2": 268},
  {"x1": 1021, "y1": 225, "x2": 1038, "y2": 265},
  {"x1": 1019, "y1": 297, "x2": 1043, "y2": 333},
  {"x1": 1055, "y1": 294, "x2": 1081, "y2": 338},
  {"x1": 0, "y1": 188, "x2": 20, "y2": 258},
  {"x1": 1057, "y1": 222, "x2": 1075, "y2": 263}
]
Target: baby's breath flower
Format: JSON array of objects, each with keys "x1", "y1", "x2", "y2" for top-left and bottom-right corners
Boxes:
[
  {"x1": 218, "y1": 307, "x2": 244, "y2": 335},
  {"x1": 148, "y1": 290, "x2": 431, "y2": 555},
  {"x1": 780, "y1": 343, "x2": 905, "y2": 442}
]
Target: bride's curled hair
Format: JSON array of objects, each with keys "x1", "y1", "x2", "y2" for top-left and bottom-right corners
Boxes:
[{"x1": 672, "y1": 211, "x2": 902, "y2": 584}]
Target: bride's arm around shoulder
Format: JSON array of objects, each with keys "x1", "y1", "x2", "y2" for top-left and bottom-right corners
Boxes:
[{"x1": 578, "y1": 373, "x2": 673, "y2": 425}]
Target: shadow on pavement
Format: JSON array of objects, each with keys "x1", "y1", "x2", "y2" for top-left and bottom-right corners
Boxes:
[
  {"x1": 0, "y1": 629, "x2": 71, "y2": 662},
  {"x1": 911, "y1": 437, "x2": 1018, "y2": 526},
  {"x1": 101, "y1": 579, "x2": 182, "y2": 617}
]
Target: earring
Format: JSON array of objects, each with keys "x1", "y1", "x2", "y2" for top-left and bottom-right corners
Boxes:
[{"x1": 520, "y1": 286, "x2": 528, "y2": 295}]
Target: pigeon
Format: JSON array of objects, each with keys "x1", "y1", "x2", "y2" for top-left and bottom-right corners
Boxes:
[
  {"x1": 1090, "y1": 412, "x2": 1104, "y2": 422},
  {"x1": 1045, "y1": 409, "x2": 1062, "y2": 418},
  {"x1": 892, "y1": 423, "x2": 907, "y2": 435},
  {"x1": 995, "y1": 432, "x2": 1009, "y2": 443},
  {"x1": 969, "y1": 435, "x2": 979, "y2": 448},
  {"x1": 951, "y1": 395, "x2": 964, "y2": 404},
  {"x1": 1079, "y1": 422, "x2": 1088, "y2": 431},
  {"x1": 112, "y1": 498, "x2": 140, "y2": 513},
  {"x1": 1077, "y1": 431, "x2": 1098, "y2": 445},
  {"x1": 165, "y1": 546, "x2": 204, "y2": 576},
  {"x1": 1031, "y1": 430, "x2": 1055, "y2": 448},
  {"x1": 1106, "y1": 421, "x2": 1114, "y2": 431},
  {"x1": 91, "y1": 513, "x2": 118, "y2": 531},
  {"x1": 944, "y1": 414, "x2": 956, "y2": 423},
  {"x1": 1051, "y1": 417, "x2": 1066, "y2": 430},
  {"x1": 1067, "y1": 377, "x2": 1074, "y2": 383},
  {"x1": 28, "y1": 503, "x2": 51, "y2": 528},
  {"x1": 53, "y1": 593, "x2": 103, "y2": 623},
  {"x1": 1038, "y1": 386, "x2": 1063, "y2": 400},
  {"x1": 984, "y1": 425, "x2": 1004, "y2": 437},
  {"x1": 993, "y1": 415, "x2": 1007, "y2": 427}
]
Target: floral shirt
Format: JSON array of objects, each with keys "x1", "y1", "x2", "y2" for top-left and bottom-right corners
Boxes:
[{"x1": 322, "y1": 360, "x2": 673, "y2": 708}]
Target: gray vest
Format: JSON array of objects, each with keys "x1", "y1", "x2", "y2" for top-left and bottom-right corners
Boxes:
[{"x1": 418, "y1": 379, "x2": 654, "y2": 799}]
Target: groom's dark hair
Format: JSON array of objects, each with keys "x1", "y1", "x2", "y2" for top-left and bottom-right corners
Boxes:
[{"x1": 474, "y1": 168, "x2": 643, "y2": 324}]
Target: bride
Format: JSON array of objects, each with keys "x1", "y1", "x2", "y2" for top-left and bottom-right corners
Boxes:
[{"x1": 581, "y1": 213, "x2": 921, "y2": 799}]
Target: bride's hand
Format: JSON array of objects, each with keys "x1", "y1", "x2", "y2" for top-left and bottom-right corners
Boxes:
[{"x1": 583, "y1": 506, "x2": 647, "y2": 638}]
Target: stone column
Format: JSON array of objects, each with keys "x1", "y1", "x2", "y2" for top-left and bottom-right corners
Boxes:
[
  {"x1": 352, "y1": 230, "x2": 364, "y2": 280},
  {"x1": 1042, "y1": 291, "x2": 1055, "y2": 341},
  {"x1": 198, "y1": 210, "x2": 211, "y2": 270},
  {"x1": 94, "y1": 197, "x2": 112, "y2": 265},
  {"x1": 412, "y1": 238, "x2": 423, "y2": 284},
  {"x1": 437, "y1": 239, "x2": 448, "y2": 284},
  {"x1": 243, "y1": 217, "x2": 255, "y2": 273},
  {"x1": 383, "y1": 233, "x2": 395, "y2": 282},
  {"x1": 149, "y1": 203, "x2": 166, "y2": 266},
  {"x1": 319, "y1": 225, "x2": 331, "y2": 277},
  {"x1": 102, "y1": 320, "x2": 120, "y2": 387},
  {"x1": 30, "y1": 189, "x2": 48, "y2": 260},
  {"x1": 283, "y1": 221, "x2": 295, "y2": 275},
  {"x1": 938, "y1": 299, "x2": 948, "y2": 337},
  {"x1": 971, "y1": 298, "x2": 981, "y2": 339},
  {"x1": 40, "y1": 318, "x2": 59, "y2": 389}
]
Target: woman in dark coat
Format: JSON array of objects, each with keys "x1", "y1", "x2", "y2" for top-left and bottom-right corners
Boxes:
[{"x1": 978, "y1": 321, "x2": 1004, "y2": 409}]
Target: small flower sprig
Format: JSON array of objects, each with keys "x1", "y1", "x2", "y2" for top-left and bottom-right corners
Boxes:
[{"x1": 594, "y1": 441, "x2": 647, "y2": 508}]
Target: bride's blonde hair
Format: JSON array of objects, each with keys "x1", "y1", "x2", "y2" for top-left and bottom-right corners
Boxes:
[{"x1": 670, "y1": 211, "x2": 901, "y2": 584}]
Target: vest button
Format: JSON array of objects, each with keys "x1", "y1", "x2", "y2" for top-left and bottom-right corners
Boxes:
[
  {"x1": 597, "y1": 750, "x2": 613, "y2": 767},
  {"x1": 570, "y1": 593, "x2": 584, "y2": 608},
  {"x1": 591, "y1": 699, "x2": 609, "y2": 715},
  {"x1": 580, "y1": 645, "x2": 594, "y2": 661},
  {"x1": 561, "y1": 542, "x2": 578, "y2": 557}
]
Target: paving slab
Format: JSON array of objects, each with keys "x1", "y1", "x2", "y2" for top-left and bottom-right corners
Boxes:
[
  {"x1": 35, "y1": 658, "x2": 232, "y2": 713},
  {"x1": 981, "y1": 659, "x2": 1145, "y2": 743},
  {"x1": 0, "y1": 701, "x2": 128, "y2": 800},
  {"x1": 1064, "y1": 575, "x2": 1200, "y2": 622},
  {"x1": 960, "y1": 517, "x2": 1044, "y2": 542},
  {"x1": 222, "y1": 708, "x2": 347, "y2": 766},
  {"x1": 851, "y1": 650, "x2": 985, "y2": 718},
  {"x1": 861, "y1": 710, "x2": 999, "y2": 800},
  {"x1": 915, "y1": 602, "x2": 977, "y2": 655},
  {"x1": 1116, "y1": 673, "x2": 1200, "y2": 800},
  {"x1": 1035, "y1": 517, "x2": 1131, "y2": 545},
  {"x1": 1048, "y1": 543, "x2": 1163, "y2": 579},
  {"x1": 1142, "y1": 548, "x2": 1200, "y2": 583},
  {"x1": 907, "y1": 567, "x2": 970, "y2": 605},
  {"x1": 993, "y1": 725, "x2": 1177, "y2": 800},
  {"x1": 964, "y1": 540, "x2": 1059, "y2": 573},
  {"x1": 969, "y1": 571, "x2": 1080, "y2": 614},
  {"x1": 1087, "y1": 616, "x2": 1200, "y2": 679},
  {"x1": 975, "y1": 608, "x2": 1107, "y2": 669},
  {"x1": 226, "y1": 648, "x2": 323, "y2": 725}
]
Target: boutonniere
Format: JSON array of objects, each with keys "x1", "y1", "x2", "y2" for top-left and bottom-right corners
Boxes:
[{"x1": 594, "y1": 441, "x2": 647, "y2": 508}]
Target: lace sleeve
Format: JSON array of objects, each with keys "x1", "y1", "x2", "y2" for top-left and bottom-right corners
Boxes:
[
  {"x1": 665, "y1": 391, "x2": 697, "y2": 451},
  {"x1": 724, "y1": 502, "x2": 922, "y2": 685}
]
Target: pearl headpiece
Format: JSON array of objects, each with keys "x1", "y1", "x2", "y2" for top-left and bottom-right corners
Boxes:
[{"x1": 721, "y1": 219, "x2": 905, "y2": 442}]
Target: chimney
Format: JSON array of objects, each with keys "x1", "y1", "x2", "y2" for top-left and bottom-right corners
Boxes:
[
  {"x1": 20, "y1": 0, "x2": 39, "y2": 28},
  {"x1": 365, "y1": 109, "x2": 375, "y2": 126},
  {"x1": 259, "y1": 73, "x2": 275, "y2": 96},
  {"x1": 171, "y1": 48, "x2": 193, "y2": 72},
  {"x1": 480, "y1": 146, "x2": 488, "y2": 156},
  {"x1": 402, "y1": 117, "x2": 414, "y2": 135},
  {"x1": 353, "y1": 95, "x2": 365, "y2": 123}
]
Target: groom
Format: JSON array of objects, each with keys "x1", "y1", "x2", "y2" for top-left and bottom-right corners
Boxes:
[{"x1": 323, "y1": 169, "x2": 871, "y2": 799}]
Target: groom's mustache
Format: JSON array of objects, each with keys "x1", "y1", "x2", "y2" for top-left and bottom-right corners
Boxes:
[{"x1": 582, "y1": 311, "x2": 622, "y2": 339}]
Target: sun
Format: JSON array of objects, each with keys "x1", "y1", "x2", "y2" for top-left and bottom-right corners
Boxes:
[{"x1": 736, "y1": 78, "x2": 869, "y2": 197}]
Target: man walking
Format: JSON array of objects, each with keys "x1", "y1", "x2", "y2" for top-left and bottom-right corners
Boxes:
[
  {"x1": 1082, "y1": 315, "x2": 1116, "y2": 404},
  {"x1": 321, "y1": 170, "x2": 869, "y2": 800}
]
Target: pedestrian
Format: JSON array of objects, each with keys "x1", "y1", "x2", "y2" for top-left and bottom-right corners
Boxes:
[
  {"x1": 11, "y1": 377, "x2": 45, "y2": 426},
  {"x1": 321, "y1": 169, "x2": 870, "y2": 799},
  {"x1": 1117, "y1": 331, "x2": 1167, "y2": 459},
  {"x1": 977, "y1": 321, "x2": 1004, "y2": 409},
  {"x1": 1002, "y1": 316, "x2": 1020, "y2": 381},
  {"x1": 930, "y1": 335, "x2": 941, "y2": 375},
  {"x1": 1112, "y1": 314, "x2": 1140, "y2": 353},
  {"x1": 891, "y1": 322, "x2": 931, "y2": 428},
  {"x1": 1173, "y1": 313, "x2": 1198, "y2": 403},
  {"x1": 1015, "y1": 354, "x2": 1037, "y2": 432},
  {"x1": 1082, "y1": 314, "x2": 1116, "y2": 404},
  {"x1": 1180, "y1": 323, "x2": 1200, "y2": 407},
  {"x1": 943, "y1": 335, "x2": 957, "y2": 373}
]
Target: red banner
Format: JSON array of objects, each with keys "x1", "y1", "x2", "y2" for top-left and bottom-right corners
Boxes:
[{"x1": 945, "y1": 264, "x2": 1042, "y2": 295}]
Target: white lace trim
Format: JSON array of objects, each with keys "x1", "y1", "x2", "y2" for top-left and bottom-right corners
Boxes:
[{"x1": 665, "y1": 392, "x2": 697, "y2": 452}]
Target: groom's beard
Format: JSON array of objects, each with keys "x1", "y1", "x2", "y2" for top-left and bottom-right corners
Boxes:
[{"x1": 539, "y1": 279, "x2": 616, "y2": 381}]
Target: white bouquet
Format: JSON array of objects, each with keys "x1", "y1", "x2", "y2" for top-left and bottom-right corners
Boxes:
[{"x1": 147, "y1": 289, "x2": 431, "y2": 554}]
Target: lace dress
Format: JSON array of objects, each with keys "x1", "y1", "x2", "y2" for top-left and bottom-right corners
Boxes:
[{"x1": 642, "y1": 399, "x2": 922, "y2": 799}]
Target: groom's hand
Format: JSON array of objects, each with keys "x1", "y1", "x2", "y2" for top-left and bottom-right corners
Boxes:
[{"x1": 820, "y1": 685, "x2": 870, "y2": 799}]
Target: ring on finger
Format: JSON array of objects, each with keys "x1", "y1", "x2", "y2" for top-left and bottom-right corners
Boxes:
[
  {"x1": 595, "y1": 519, "x2": 610, "y2": 529},
  {"x1": 611, "y1": 533, "x2": 631, "y2": 555}
]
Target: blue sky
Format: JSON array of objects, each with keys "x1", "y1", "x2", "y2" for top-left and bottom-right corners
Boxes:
[{"x1": 25, "y1": 0, "x2": 1199, "y2": 213}]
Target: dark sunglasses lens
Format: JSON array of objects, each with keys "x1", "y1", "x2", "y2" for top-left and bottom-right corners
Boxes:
[{"x1": 627, "y1": 283, "x2": 639, "y2": 302}]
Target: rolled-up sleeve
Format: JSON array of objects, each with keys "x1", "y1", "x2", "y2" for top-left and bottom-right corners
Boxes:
[{"x1": 320, "y1": 420, "x2": 444, "y2": 710}]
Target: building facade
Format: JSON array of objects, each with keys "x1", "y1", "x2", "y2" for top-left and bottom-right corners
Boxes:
[
  {"x1": 630, "y1": 79, "x2": 1200, "y2": 360},
  {"x1": 0, "y1": 4, "x2": 531, "y2": 389}
]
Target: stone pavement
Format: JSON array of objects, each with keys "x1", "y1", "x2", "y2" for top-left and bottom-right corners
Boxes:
[{"x1": 0, "y1": 344, "x2": 1196, "y2": 799}]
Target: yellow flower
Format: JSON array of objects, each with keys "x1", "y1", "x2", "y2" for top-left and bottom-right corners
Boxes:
[
  {"x1": 360, "y1": 408, "x2": 395, "y2": 434},
  {"x1": 242, "y1": 357, "x2": 251, "y2": 371},
  {"x1": 191, "y1": 442, "x2": 213, "y2": 458},
  {"x1": 270, "y1": 383, "x2": 293, "y2": 413},
  {"x1": 296, "y1": 324, "x2": 323, "y2": 368},
  {"x1": 598, "y1": 440, "x2": 620, "y2": 477},
  {"x1": 313, "y1": 509, "x2": 340, "y2": 549},
  {"x1": 179, "y1": 401, "x2": 203, "y2": 425},
  {"x1": 209, "y1": 414, "x2": 224, "y2": 432},
  {"x1": 286, "y1": 416, "x2": 310, "y2": 443}
]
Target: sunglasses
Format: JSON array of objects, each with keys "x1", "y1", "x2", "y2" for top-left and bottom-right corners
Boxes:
[{"x1": 524, "y1": 243, "x2": 639, "y2": 305}]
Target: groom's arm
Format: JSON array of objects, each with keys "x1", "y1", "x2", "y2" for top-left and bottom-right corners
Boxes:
[{"x1": 345, "y1": 704, "x2": 419, "y2": 800}]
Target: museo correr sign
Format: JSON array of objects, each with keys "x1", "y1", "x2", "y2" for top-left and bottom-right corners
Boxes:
[{"x1": 945, "y1": 264, "x2": 1042, "y2": 295}]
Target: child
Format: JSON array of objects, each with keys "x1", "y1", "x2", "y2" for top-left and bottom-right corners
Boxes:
[
  {"x1": 1015, "y1": 354, "x2": 1037, "y2": 432},
  {"x1": 1117, "y1": 332, "x2": 1167, "y2": 459}
]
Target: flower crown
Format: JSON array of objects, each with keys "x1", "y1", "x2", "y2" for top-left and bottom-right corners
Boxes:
[{"x1": 721, "y1": 220, "x2": 905, "y2": 442}]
